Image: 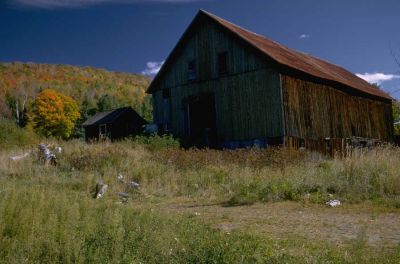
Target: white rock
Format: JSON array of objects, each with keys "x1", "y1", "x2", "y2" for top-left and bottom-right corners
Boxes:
[
  {"x1": 95, "y1": 180, "x2": 108, "y2": 199},
  {"x1": 130, "y1": 181, "x2": 140, "y2": 188},
  {"x1": 117, "y1": 174, "x2": 125, "y2": 183},
  {"x1": 326, "y1": 199, "x2": 341, "y2": 207}
]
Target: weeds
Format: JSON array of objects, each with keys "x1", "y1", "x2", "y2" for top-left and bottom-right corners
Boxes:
[
  {"x1": 1, "y1": 141, "x2": 400, "y2": 263},
  {"x1": 0, "y1": 118, "x2": 39, "y2": 149}
]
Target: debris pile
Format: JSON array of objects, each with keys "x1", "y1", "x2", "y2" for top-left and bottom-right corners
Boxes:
[
  {"x1": 9, "y1": 143, "x2": 62, "y2": 164},
  {"x1": 93, "y1": 174, "x2": 140, "y2": 202},
  {"x1": 117, "y1": 174, "x2": 140, "y2": 189},
  {"x1": 38, "y1": 144, "x2": 57, "y2": 166}
]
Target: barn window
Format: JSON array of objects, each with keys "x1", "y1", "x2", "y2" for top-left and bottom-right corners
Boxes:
[
  {"x1": 217, "y1": 52, "x2": 228, "y2": 75},
  {"x1": 187, "y1": 59, "x2": 197, "y2": 81}
]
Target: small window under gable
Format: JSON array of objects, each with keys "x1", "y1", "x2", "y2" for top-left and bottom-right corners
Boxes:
[
  {"x1": 217, "y1": 52, "x2": 228, "y2": 75},
  {"x1": 187, "y1": 59, "x2": 197, "y2": 81}
]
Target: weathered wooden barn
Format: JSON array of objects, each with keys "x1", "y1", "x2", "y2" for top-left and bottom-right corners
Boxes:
[
  {"x1": 82, "y1": 107, "x2": 147, "y2": 141},
  {"x1": 147, "y1": 10, "x2": 394, "y2": 152}
]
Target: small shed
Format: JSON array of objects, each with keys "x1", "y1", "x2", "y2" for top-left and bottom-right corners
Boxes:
[{"x1": 82, "y1": 107, "x2": 147, "y2": 141}]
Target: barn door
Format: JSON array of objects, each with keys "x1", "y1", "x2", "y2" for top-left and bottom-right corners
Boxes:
[
  {"x1": 99, "y1": 124, "x2": 110, "y2": 140},
  {"x1": 185, "y1": 93, "x2": 217, "y2": 148}
]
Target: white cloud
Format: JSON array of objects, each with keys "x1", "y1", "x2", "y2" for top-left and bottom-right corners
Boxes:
[
  {"x1": 11, "y1": 0, "x2": 206, "y2": 9},
  {"x1": 355, "y1": 72, "x2": 400, "y2": 84},
  {"x1": 299, "y1": 34, "x2": 310, "y2": 39},
  {"x1": 142, "y1": 61, "x2": 164, "y2": 76}
]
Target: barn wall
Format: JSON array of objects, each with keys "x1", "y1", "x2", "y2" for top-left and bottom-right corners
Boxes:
[
  {"x1": 110, "y1": 110, "x2": 147, "y2": 140},
  {"x1": 281, "y1": 74, "x2": 393, "y2": 141},
  {"x1": 84, "y1": 126, "x2": 99, "y2": 141},
  {"x1": 153, "y1": 19, "x2": 284, "y2": 142}
]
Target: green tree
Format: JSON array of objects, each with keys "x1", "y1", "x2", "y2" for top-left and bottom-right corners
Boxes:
[
  {"x1": 29, "y1": 89, "x2": 80, "y2": 139},
  {"x1": 97, "y1": 94, "x2": 119, "y2": 112},
  {"x1": 72, "y1": 97, "x2": 97, "y2": 138},
  {"x1": 138, "y1": 95, "x2": 153, "y2": 122},
  {"x1": 394, "y1": 101, "x2": 400, "y2": 135}
]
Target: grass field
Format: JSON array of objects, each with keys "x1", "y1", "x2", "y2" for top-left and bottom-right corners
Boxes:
[{"x1": 1, "y1": 139, "x2": 400, "y2": 263}]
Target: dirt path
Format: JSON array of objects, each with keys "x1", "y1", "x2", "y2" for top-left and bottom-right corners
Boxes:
[{"x1": 151, "y1": 200, "x2": 400, "y2": 247}]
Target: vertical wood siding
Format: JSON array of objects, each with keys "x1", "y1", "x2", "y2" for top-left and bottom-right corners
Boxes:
[
  {"x1": 153, "y1": 20, "x2": 284, "y2": 142},
  {"x1": 281, "y1": 75, "x2": 393, "y2": 141}
]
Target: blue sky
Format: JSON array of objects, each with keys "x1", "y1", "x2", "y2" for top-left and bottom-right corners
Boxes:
[{"x1": 1, "y1": 0, "x2": 400, "y2": 98}]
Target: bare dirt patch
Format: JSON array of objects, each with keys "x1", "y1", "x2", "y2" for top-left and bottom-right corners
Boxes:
[{"x1": 147, "y1": 199, "x2": 400, "y2": 247}]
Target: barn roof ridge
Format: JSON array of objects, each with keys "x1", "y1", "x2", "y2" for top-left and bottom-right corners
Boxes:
[
  {"x1": 198, "y1": 9, "x2": 347, "y2": 70},
  {"x1": 147, "y1": 10, "x2": 392, "y2": 100},
  {"x1": 198, "y1": 9, "x2": 267, "y2": 38}
]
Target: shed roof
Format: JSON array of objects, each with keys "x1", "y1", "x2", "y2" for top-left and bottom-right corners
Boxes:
[
  {"x1": 82, "y1": 107, "x2": 131, "y2": 127},
  {"x1": 147, "y1": 10, "x2": 391, "y2": 100}
]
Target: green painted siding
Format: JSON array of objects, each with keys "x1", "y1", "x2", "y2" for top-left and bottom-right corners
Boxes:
[{"x1": 152, "y1": 20, "x2": 284, "y2": 142}]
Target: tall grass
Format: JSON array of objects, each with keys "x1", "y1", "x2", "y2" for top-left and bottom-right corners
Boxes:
[
  {"x1": 0, "y1": 185, "x2": 269, "y2": 263},
  {"x1": 1, "y1": 140, "x2": 400, "y2": 263},
  {"x1": 56, "y1": 141, "x2": 400, "y2": 206}
]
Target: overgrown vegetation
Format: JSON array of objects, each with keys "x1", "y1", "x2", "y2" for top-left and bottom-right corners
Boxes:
[
  {"x1": 1, "y1": 139, "x2": 400, "y2": 263},
  {"x1": 0, "y1": 118, "x2": 39, "y2": 148},
  {"x1": 129, "y1": 134, "x2": 180, "y2": 150},
  {"x1": 57, "y1": 141, "x2": 400, "y2": 207}
]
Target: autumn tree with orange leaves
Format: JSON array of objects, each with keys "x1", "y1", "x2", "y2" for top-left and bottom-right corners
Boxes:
[{"x1": 29, "y1": 89, "x2": 80, "y2": 139}]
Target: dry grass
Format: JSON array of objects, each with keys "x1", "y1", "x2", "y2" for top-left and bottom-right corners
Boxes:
[
  {"x1": 56, "y1": 140, "x2": 400, "y2": 206},
  {"x1": 1, "y1": 139, "x2": 400, "y2": 263}
]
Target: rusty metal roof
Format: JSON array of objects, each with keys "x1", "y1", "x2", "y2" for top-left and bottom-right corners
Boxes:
[{"x1": 147, "y1": 10, "x2": 392, "y2": 100}]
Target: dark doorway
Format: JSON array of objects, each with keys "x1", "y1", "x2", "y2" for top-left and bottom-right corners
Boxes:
[{"x1": 185, "y1": 93, "x2": 217, "y2": 148}]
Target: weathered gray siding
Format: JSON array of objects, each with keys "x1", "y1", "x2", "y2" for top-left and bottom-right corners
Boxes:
[
  {"x1": 281, "y1": 75, "x2": 393, "y2": 141},
  {"x1": 153, "y1": 20, "x2": 284, "y2": 142}
]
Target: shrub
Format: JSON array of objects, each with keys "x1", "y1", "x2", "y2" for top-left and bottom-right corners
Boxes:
[
  {"x1": 0, "y1": 118, "x2": 39, "y2": 148},
  {"x1": 129, "y1": 134, "x2": 180, "y2": 150}
]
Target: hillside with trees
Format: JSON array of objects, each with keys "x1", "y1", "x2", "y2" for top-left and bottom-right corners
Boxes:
[{"x1": 0, "y1": 62, "x2": 152, "y2": 137}]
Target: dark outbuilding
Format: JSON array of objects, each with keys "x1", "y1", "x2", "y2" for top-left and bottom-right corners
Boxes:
[
  {"x1": 82, "y1": 107, "x2": 147, "y2": 141},
  {"x1": 147, "y1": 10, "x2": 394, "y2": 154}
]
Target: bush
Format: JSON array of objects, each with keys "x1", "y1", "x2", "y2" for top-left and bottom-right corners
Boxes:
[
  {"x1": 129, "y1": 134, "x2": 180, "y2": 150},
  {"x1": 0, "y1": 118, "x2": 39, "y2": 148}
]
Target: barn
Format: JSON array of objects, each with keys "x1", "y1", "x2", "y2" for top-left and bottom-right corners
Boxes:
[
  {"x1": 82, "y1": 107, "x2": 147, "y2": 141},
  {"x1": 147, "y1": 10, "x2": 394, "y2": 152}
]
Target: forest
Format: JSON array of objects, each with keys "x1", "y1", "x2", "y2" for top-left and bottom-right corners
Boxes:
[{"x1": 0, "y1": 61, "x2": 152, "y2": 138}]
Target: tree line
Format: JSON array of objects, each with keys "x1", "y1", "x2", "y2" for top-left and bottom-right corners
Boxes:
[{"x1": 0, "y1": 62, "x2": 152, "y2": 139}]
